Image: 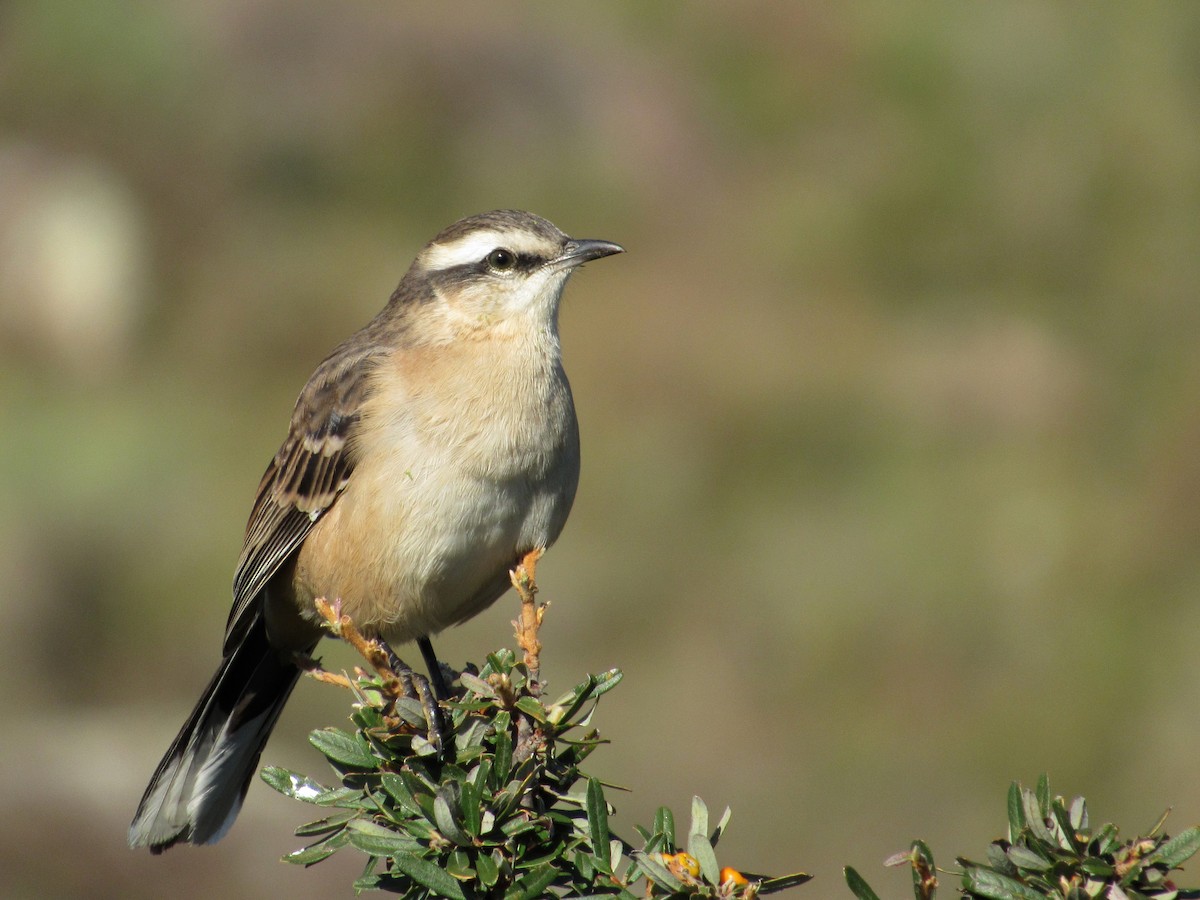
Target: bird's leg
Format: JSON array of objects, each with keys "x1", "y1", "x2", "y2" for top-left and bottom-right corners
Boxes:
[
  {"x1": 378, "y1": 638, "x2": 451, "y2": 759},
  {"x1": 377, "y1": 643, "x2": 418, "y2": 695},
  {"x1": 313, "y1": 598, "x2": 450, "y2": 758},
  {"x1": 416, "y1": 636, "x2": 454, "y2": 761},
  {"x1": 417, "y1": 636, "x2": 453, "y2": 701},
  {"x1": 409, "y1": 668, "x2": 449, "y2": 756}
]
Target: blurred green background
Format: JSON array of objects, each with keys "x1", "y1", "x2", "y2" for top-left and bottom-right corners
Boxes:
[{"x1": 3, "y1": 2, "x2": 1200, "y2": 897}]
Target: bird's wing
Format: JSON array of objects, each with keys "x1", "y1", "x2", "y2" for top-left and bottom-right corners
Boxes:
[{"x1": 224, "y1": 342, "x2": 388, "y2": 651}]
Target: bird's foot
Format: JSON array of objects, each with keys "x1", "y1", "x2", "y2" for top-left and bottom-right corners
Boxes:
[{"x1": 379, "y1": 639, "x2": 452, "y2": 761}]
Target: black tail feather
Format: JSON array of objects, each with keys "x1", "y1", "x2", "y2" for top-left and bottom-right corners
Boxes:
[{"x1": 129, "y1": 610, "x2": 313, "y2": 852}]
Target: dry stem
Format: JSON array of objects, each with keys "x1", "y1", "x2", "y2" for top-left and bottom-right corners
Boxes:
[
  {"x1": 511, "y1": 547, "x2": 546, "y2": 690},
  {"x1": 310, "y1": 597, "x2": 405, "y2": 696}
]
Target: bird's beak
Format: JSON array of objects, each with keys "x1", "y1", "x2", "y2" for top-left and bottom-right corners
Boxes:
[{"x1": 551, "y1": 239, "x2": 625, "y2": 271}]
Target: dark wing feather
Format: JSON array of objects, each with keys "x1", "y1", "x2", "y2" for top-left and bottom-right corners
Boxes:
[{"x1": 224, "y1": 343, "x2": 388, "y2": 650}]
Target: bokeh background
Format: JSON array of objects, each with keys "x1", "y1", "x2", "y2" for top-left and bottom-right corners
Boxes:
[{"x1": 3, "y1": 3, "x2": 1200, "y2": 897}]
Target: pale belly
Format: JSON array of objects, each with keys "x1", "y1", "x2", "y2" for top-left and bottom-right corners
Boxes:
[{"x1": 289, "y1": 448, "x2": 573, "y2": 644}]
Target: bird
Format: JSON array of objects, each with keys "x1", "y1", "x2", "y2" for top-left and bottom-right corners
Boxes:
[{"x1": 128, "y1": 209, "x2": 623, "y2": 853}]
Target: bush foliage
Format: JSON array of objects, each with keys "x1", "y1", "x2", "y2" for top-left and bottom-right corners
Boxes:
[
  {"x1": 846, "y1": 775, "x2": 1200, "y2": 900},
  {"x1": 264, "y1": 575, "x2": 1199, "y2": 898},
  {"x1": 261, "y1": 580, "x2": 810, "y2": 898}
]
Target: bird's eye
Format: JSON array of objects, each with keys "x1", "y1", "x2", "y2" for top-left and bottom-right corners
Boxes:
[{"x1": 486, "y1": 248, "x2": 517, "y2": 272}]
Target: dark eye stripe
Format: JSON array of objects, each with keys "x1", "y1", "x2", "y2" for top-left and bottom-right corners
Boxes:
[
  {"x1": 425, "y1": 253, "x2": 542, "y2": 289},
  {"x1": 476, "y1": 252, "x2": 540, "y2": 275}
]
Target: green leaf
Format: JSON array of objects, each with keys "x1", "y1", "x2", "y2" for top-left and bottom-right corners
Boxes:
[
  {"x1": 282, "y1": 842, "x2": 340, "y2": 866},
  {"x1": 457, "y1": 718, "x2": 488, "y2": 754},
  {"x1": 586, "y1": 777, "x2": 610, "y2": 850},
  {"x1": 1021, "y1": 788, "x2": 1054, "y2": 844},
  {"x1": 476, "y1": 852, "x2": 500, "y2": 889},
  {"x1": 758, "y1": 871, "x2": 815, "y2": 893},
  {"x1": 505, "y1": 862, "x2": 558, "y2": 899},
  {"x1": 313, "y1": 786, "x2": 368, "y2": 809},
  {"x1": 1091, "y1": 822, "x2": 1120, "y2": 855},
  {"x1": 1069, "y1": 796, "x2": 1088, "y2": 832},
  {"x1": 493, "y1": 725, "x2": 513, "y2": 785},
  {"x1": 351, "y1": 873, "x2": 380, "y2": 892},
  {"x1": 445, "y1": 850, "x2": 474, "y2": 880},
  {"x1": 1007, "y1": 782, "x2": 1026, "y2": 840},
  {"x1": 1035, "y1": 774, "x2": 1051, "y2": 814},
  {"x1": 986, "y1": 843, "x2": 1017, "y2": 875},
  {"x1": 610, "y1": 838, "x2": 625, "y2": 874},
  {"x1": 844, "y1": 866, "x2": 883, "y2": 900},
  {"x1": 590, "y1": 668, "x2": 623, "y2": 697},
  {"x1": 485, "y1": 650, "x2": 514, "y2": 674},
  {"x1": 354, "y1": 703, "x2": 385, "y2": 731},
  {"x1": 389, "y1": 851, "x2": 467, "y2": 899},
  {"x1": 589, "y1": 851, "x2": 613, "y2": 878},
  {"x1": 344, "y1": 819, "x2": 422, "y2": 856},
  {"x1": 638, "y1": 832, "x2": 666, "y2": 860},
  {"x1": 294, "y1": 809, "x2": 355, "y2": 836},
  {"x1": 401, "y1": 760, "x2": 438, "y2": 792},
  {"x1": 459, "y1": 778, "x2": 482, "y2": 837},
  {"x1": 513, "y1": 696, "x2": 546, "y2": 722},
  {"x1": 500, "y1": 814, "x2": 544, "y2": 840},
  {"x1": 281, "y1": 829, "x2": 349, "y2": 867},
  {"x1": 478, "y1": 809, "x2": 495, "y2": 838},
  {"x1": 434, "y1": 783, "x2": 470, "y2": 846},
  {"x1": 459, "y1": 671, "x2": 497, "y2": 698},
  {"x1": 410, "y1": 734, "x2": 438, "y2": 757},
  {"x1": 1148, "y1": 825, "x2": 1200, "y2": 868},
  {"x1": 309, "y1": 728, "x2": 378, "y2": 769},
  {"x1": 690, "y1": 795, "x2": 709, "y2": 841},
  {"x1": 653, "y1": 806, "x2": 676, "y2": 851},
  {"x1": 381, "y1": 772, "x2": 422, "y2": 817},
  {"x1": 547, "y1": 670, "x2": 621, "y2": 730},
  {"x1": 392, "y1": 697, "x2": 430, "y2": 728},
  {"x1": 687, "y1": 830, "x2": 720, "y2": 886},
  {"x1": 515, "y1": 843, "x2": 562, "y2": 870},
  {"x1": 710, "y1": 806, "x2": 732, "y2": 848},
  {"x1": 471, "y1": 758, "x2": 492, "y2": 794},
  {"x1": 1079, "y1": 857, "x2": 1114, "y2": 877},
  {"x1": 494, "y1": 771, "x2": 534, "y2": 821},
  {"x1": 1049, "y1": 799, "x2": 1079, "y2": 852},
  {"x1": 577, "y1": 851, "x2": 595, "y2": 882},
  {"x1": 548, "y1": 674, "x2": 598, "y2": 723},
  {"x1": 632, "y1": 851, "x2": 684, "y2": 892},
  {"x1": 260, "y1": 766, "x2": 328, "y2": 802},
  {"x1": 1007, "y1": 845, "x2": 1052, "y2": 871},
  {"x1": 963, "y1": 867, "x2": 1048, "y2": 900}
]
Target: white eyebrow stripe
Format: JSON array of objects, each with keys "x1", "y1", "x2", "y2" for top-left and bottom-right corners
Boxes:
[{"x1": 421, "y1": 230, "x2": 554, "y2": 271}]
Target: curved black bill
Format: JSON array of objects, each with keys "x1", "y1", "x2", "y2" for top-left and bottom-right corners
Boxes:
[{"x1": 554, "y1": 239, "x2": 625, "y2": 270}]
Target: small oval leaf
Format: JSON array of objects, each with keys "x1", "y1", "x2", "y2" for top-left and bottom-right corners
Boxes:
[
  {"x1": 390, "y1": 851, "x2": 466, "y2": 899},
  {"x1": 309, "y1": 728, "x2": 377, "y2": 769},
  {"x1": 587, "y1": 777, "x2": 610, "y2": 850},
  {"x1": 1150, "y1": 825, "x2": 1200, "y2": 869},
  {"x1": 844, "y1": 866, "x2": 883, "y2": 900}
]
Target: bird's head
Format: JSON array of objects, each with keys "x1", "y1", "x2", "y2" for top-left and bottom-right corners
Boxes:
[{"x1": 402, "y1": 210, "x2": 623, "y2": 337}]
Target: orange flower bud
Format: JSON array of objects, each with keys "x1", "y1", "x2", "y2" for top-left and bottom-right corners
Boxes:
[{"x1": 720, "y1": 866, "x2": 749, "y2": 886}]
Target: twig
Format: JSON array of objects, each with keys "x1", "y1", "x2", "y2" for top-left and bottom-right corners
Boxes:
[
  {"x1": 313, "y1": 597, "x2": 395, "y2": 679},
  {"x1": 511, "y1": 548, "x2": 546, "y2": 692},
  {"x1": 311, "y1": 597, "x2": 412, "y2": 701},
  {"x1": 294, "y1": 651, "x2": 355, "y2": 690}
]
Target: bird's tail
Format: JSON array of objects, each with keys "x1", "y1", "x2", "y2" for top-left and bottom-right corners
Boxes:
[{"x1": 129, "y1": 611, "x2": 312, "y2": 852}]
